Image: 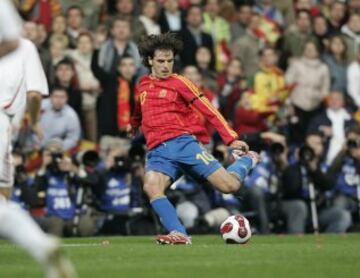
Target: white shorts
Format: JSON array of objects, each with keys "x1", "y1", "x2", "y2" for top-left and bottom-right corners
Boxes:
[{"x1": 0, "y1": 112, "x2": 13, "y2": 188}]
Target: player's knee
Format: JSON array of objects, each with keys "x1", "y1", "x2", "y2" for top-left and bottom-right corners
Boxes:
[{"x1": 143, "y1": 182, "x2": 163, "y2": 199}]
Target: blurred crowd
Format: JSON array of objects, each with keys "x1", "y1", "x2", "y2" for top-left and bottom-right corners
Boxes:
[{"x1": 9, "y1": 0, "x2": 360, "y2": 236}]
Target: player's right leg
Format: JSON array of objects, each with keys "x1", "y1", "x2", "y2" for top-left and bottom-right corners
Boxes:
[{"x1": 0, "y1": 113, "x2": 76, "y2": 277}]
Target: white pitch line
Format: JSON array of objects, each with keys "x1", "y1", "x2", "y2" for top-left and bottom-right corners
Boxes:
[{"x1": 61, "y1": 243, "x2": 104, "y2": 247}]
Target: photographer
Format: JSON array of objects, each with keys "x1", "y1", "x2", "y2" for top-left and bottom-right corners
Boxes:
[
  {"x1": 327, "y1": 125, "x2": 360, "y2": 224},
  {"x1": 280, "y1": 132, "x2": 351, "y2": 234},
  {"x1": 34, "y1": 139, "x2": 76, "y2": 236},
  {"x1": 242, "y1": 137, "x2": 288, "y2": 234}
]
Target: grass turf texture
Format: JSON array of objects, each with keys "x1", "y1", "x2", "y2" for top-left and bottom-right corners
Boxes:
[{"x1": 1, "y1": 234, "x2": 360, "y2": 278}]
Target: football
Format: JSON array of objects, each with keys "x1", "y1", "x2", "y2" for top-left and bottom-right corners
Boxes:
[{"x1": 220, "y1": 214, "x2": 252, "y2": 244}]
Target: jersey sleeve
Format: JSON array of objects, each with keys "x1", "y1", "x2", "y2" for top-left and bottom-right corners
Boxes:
[
  {"x1": 0, "y1": 0, "x2": 22, "y2": 42},
  {"x1": 174, "y1": 75, "x2": 238, "y2": 145},
  {"x1": 130, "y1": 86, "x2": 142, "y2": 128},
  {"x1": 23, "y1": 40, "x2": 49, "y2": 96}
]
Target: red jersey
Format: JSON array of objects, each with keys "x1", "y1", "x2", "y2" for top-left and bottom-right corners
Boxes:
[{"x1": 130, "y1": 74, "x2": 238, "y2": 150}]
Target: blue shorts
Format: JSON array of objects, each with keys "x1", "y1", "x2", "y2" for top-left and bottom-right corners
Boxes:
[{"x1": 146, "y1": 135, "x2": 222, "y2": 181}]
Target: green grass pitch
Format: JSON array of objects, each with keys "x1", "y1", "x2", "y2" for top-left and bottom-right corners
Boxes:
[{"x1": 1, "y1": 234, "x2": 360, "y2": 278}]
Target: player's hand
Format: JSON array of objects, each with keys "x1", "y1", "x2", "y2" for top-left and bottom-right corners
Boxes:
[
  {"x1": 31, "y1": 122, "x2": 44, "y2": 141},
  {"x1": 229, "y1": 140, "x2": 249, "y2": 154}
]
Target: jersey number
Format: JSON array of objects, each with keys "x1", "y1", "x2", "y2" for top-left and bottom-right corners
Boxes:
[{"x1": 196, "y1": 151, "x2": 215, "y2": 165}]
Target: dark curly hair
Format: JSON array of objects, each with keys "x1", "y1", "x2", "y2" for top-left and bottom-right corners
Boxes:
[{"x1": 137, "y1": 33, "x2": 183, "y2": 69}]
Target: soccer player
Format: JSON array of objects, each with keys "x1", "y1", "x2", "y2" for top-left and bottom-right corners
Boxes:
[
  {"x1": 0, "y1": 0, "x2": 76, "y2": 276},
  {"x1": 130, "y1": 33, "x2": 260, "y2": 245}
]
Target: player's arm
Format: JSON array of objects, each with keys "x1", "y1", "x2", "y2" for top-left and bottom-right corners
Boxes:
[
  {"x1": 0, "y1": 0, "x2": 22, "y2": 57},
  {"x1": 174, "y1": 75, "x2": 247, "y2": 150}
]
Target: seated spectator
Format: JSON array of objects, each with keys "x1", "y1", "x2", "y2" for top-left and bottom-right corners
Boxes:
[
  {"x1": 341, "y1": 13, "x2": 360, "y2": 64},
  {"x1": 328, "y1": 125, "x2": 360, "y2": 225},
  {"x1": 230, "y1": 4, "x2": 252, "y2": 43},
  {"x1": 347, "y1": 51, "x2": 360, "y2": 109},
  {"x1": 327, "y1": 1, "x2": 346, "y2": 35},
  {"x1": 280, "y1": 132, "x2": 351, "y2": 234},
  {"x1": 40, "y1": 87, "x2": 81, "y2": 151},
  {"x1": 34, "y1": 139, "x2": 76, "y2": 236},
  {"x1": 308, "y1": 91, "x2": 355, "y2": 165},
  {"x1": 68, "y1": 32, "x2": 101, "y2": 142},
  {"x1": 179, "y1": 4, "x2": 215, "y2": 68},
  {"x1": 53, "y1": 58, "x2": 83, "y2": 121},
  {"x1": 285, "y1": 40, "x2": 330, "y2": 143},
  {"x1": 139, "y1": 0, "x2": 161, "y2": 35},
  {"x1": 322, "y1": 35, "x2": 348, "y2": 94}
]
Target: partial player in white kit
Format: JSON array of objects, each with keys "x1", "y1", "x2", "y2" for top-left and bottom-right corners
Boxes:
[{"x1": 0, "y1": 1, "x2": 76, "y2": 277}]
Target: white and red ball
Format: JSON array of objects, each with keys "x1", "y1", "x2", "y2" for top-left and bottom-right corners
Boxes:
[{"x1": 220, "y1": 214, "x2": 252, "y2": 244}]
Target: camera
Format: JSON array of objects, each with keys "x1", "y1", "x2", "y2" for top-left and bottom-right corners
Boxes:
[
  {"x1": 347, "y1": 138, "x2": 360, "y2": 149},
  {"x1": 299, "y1": 145, "x2": 315, "y2": 163},
  {"x1": 111, "y1": 155, "x2": 129, "y2": 174},
  {"x1": 48, "y1": 152, "x2": 64, "y2": 173},
  {"x1": 269, "y1": 142, "x2": 285, "y2": 156},
  {"x1": 80, "y1": 150, "x2": 100, "y2": 168}
]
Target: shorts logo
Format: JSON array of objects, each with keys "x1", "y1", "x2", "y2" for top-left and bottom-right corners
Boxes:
[{"x1": 159, "y1": 89, "x2": 167, "y2": 98}]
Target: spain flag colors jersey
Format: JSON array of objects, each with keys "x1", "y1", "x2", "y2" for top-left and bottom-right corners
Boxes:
[{"x1": 130, "y1": 74, "x2": 238, "y2": 150}]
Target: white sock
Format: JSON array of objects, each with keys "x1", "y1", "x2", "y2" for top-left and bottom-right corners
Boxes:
[{"x1": 0, "y1": 198, "x2": 57, "y2": 264}]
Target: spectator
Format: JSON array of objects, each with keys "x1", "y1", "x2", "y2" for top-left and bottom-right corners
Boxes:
[
  {"x1": 232, "y1": 12, "x2": 264, "y2": 78},
  {"x1": 68, "y1": 32, "x2": 101, "y2": 142},
  {"x1": 278, "y1": 9, "x2": 314, "y2": 69},
  {"x1": 280, "y1": 132, "x2": 352, "y2": 234},
  {"x1": 158, "y1": 0, "x2": 186, "y2": 33},
  {"x1": 48, "y1": 34, "x2": 69, "y2": 83},
  {"x1": 40, "y1": 87, "x2": 81, "y2": 151},
  {"x1": 327, "y1": 1, "x2": 346, "y2": 35},
  {"x1": 230, "y1": 4, "x2": 252, "y2": 43},
  {"x1": 113, "y1": 0, "x2": 146, "y2": 42},
  {"x1": 312, "y1": 14, "x2": 330, "y2": 53},
  {"x1": 285, "y1": 40, "x2": 330, "y2": 143},
  {"x1": 139, "y1": 0, "x2": 161, "y2": 35},
  {"x1": 294, "y1": 0, "x2": 321, "y2": 17},
  {"x1": 92, "y1": 50, "x2": 136, "y2": 138},
  {"x1": 96, "y1": 17, "x2": 141, "y2": 75},
  {"x1": 217, "y1": 58, "x2": 247, "y2": 119},
  {"x1": 195, "y1": 46, "x2": 218, "y2": 92},
  {"x1": 179, "y1": 5, "x2": 215, "y2": 68},
  {"x1": 203, "y1": 0, "x2": 231, "y2": 71},
  {"x1": 249, "y1": 47, "x2": 288, "y2": 115},
  {"x1": 308, "y1": 91, "x2": 354, "y2": 164},
  {"x1": 341, "y1": 13, "x2": 360, "y2": 64},
  {"x1": 50, "y1": 15, "x2": 67, "y2": 38},
  {"x1": 347, "y1": 51, "x2": 360, "y2": 109},
  {"x1": 66, "y1": 5, "x2": 85, "y2": 48},
  {"x1": 53, "y1": 58, "x2": 83, "y2": 121},
  {"x1": 319, "y1": 0, "x2": 336, "y2": 19},
  {"x1": 328, "y1": 124, "x2": 360, "y2": 225}
]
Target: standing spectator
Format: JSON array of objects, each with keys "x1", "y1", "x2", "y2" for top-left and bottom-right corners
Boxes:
[
  {"x1": 48, "y1": 34, "x2": 69, "y2": 84},
  {"x1": 341, "y1": 13, "x2": 360, "y2": 64},
  {"x1": 53, "y1": 58, "x2": 83, "y2": 122},
  {"x1": 96, "y1": 17, "x2": 141, "y2": 75},
  {"x1": 50, "y1": 15, "x2": 67, "y2": 38},
  {"x1": 113, "y1": 0, "x2": 146, "y2": 42},
  {"x1": 139, "y1": 0, "x2": 161, "y2": 35},
  {"x1": 40, "y1": 87, "x2": 81, "y2": 151},
  {"x1": 308, "y1": 91, "x2": 354, "y2": 164},
  {"x1": 278, "y1": 9, "x2": 314, "y2": 69},
  {"x1": 285, "y1": 41, "x2": 330, "y2": 143},
  {"x1": 179, "y1": 5, "x2": 215, "y2": 68},
  {"x1": 66, "y1": 5, "x2": 85, "y2": 48},
  {"x1": 327, "y1": 1, "x2": 346, "y2": 35},
  {"x1": 347, "y1": 51, "x2": 360, "y2": 109},
  {"x1": 68, "y1": 32, "x2": 101, "y2": 142},
  {"x1": 217, "y1": 58, "x2": 247, "y2": 120},
  {"x1": 232, "y1": 12, "x2": 264, "y2": 78},
  {"x1": 158, "y1": 0, "x2": 186, "y2": 33},
  {"x1": 322, "y1": 35, "x2": 348, "y2": 94},
  {"x1": 203, "y1": 0, "x2": 231, "y2": 71},
  {"x1": 92, "y1": 50, "x2": 137, "y2": 138},
  {"x1": 230, "y1": 4, "x2": 252, "y2": 43},
  {"x1": 312, "y1": 14, "x2": 330, "y2": 53},
  {"x1": 18, "y1": 0, "x2": 62, "y2": 31}
]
